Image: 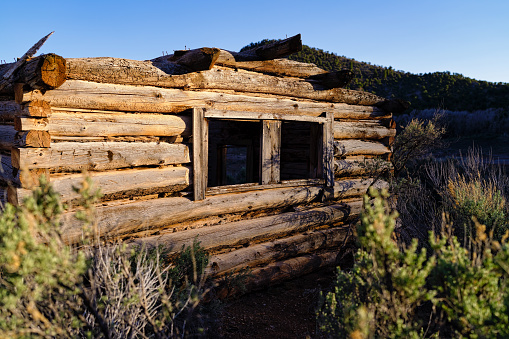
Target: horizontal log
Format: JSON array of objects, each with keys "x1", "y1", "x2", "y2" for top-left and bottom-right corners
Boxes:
[
  {"x1": 0, "y1": 154, "x2": 48, "y2": 187},
  {"x1": 0, "y1": 54, "x2": 66, "y2": 94},
  {"x1": 334, "y1": 158, "x2": 392, "y2": 177},
  {"x1": 9, "y1": 166, "x2": 190, "y2": 204},
  {"x1": 0, "y1": 100, "x2": 51, "y2": 122},
  {"x1": 65, "y1": 60, "x2": 386, "y2": 105},
  {"x1": 334, "y1": 178, "x2": 388, "y2": 199},
  {"x1": 206, "y1": 227, "x2": 350, "y2": 276},
  {"x1": 131, "y1": 200, "x2": 362, "y2": 253},
  {"x1": 3, "y1": 128, "x2": 51, "y2": 149},
  {"x1": 15, "y1": 111, "x2": 192, "y2": 137},
  {"x1": 22, "y1": 80, "x2": 389, "y2": 119},
  {"x1": 241, "y1": 251, "x2": 338, "y2": 292},
  {"x1": 333, "y1": 121, "x2": 396, "y2": 140},
  {"x1": 12, "y1": 142, "x2": 190, "y2": 172},
  {"x1": 60, "y1": 185, "x2": 325, "y2": 244},
  {"x1": 334, "y1": 140, "x2": 390, "y2": 157}
]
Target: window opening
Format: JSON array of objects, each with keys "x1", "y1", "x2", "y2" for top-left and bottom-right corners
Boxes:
[{"x1": 207, "y1": 119, "x2": 260, "y2": 187}]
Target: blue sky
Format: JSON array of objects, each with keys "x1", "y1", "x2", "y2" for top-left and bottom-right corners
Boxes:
[{"x1": 1, "y1": 0, "x2": 507, "y2": 83}]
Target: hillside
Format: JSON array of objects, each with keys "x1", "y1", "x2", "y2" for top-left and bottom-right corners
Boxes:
[{"x1": 242, "y1": 41, "x2": 509, "y2": 112}]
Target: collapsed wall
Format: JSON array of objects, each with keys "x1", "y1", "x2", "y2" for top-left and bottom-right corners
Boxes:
[{"x1": 0, "y1": 34, "x2": 401, "y2": 289}]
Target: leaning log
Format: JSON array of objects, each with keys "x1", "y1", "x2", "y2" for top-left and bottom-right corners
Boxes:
[
  {"x1": 11, "y1": 142, "x2": 190, "y2": 172},
  {"x1": 130, "y1": 201, "x2": 361, "y2": 253},
  {"x1": 206, "y1": 227, "x2": 350, "y2": 277},
  {"x1": 65, "y1": 61, "x2": 386, "y2": 105},
  {"x1": 234, "y1": 34, "x2": 302, "y2": 61},
  {"x1": 333, "y1": 121, "x2": 396, "y2": 140},
  {"x1": 14, "y1": 111, "x2": 192, "y2": 137},
  {"x1": 21, "y1": 80, "x2": 391, "y2": 119}
]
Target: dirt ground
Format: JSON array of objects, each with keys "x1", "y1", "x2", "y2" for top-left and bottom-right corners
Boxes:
[{"x1": 213, "y1": 267, "x2": 336, "y2": 339}]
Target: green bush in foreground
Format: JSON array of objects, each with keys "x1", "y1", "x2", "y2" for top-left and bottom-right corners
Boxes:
[
  {"x1": 0, "y1": 177, "x2": 208, "y2": 338},
  {"x1": 317, "y1": 188, "x2": 509, "y2": 338}
]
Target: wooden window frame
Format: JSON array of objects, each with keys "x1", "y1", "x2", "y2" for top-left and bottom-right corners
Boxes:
[{"x1": 193, "y1": 108, "x2": 334, "y2": 201}]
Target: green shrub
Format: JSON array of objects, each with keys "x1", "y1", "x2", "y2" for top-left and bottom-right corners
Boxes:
[
  {"x1": 317, "y1": 188, "x2": 435, "y2": 338},
  {"x1": 0, "y1": 177, "x2": 209, "y2": 338},
  {"x1": 317, "y1": 188, "x2": 509, "y2": 338}
]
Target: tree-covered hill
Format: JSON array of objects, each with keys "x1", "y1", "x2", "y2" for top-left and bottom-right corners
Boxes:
[{"x1": 242, "y1": 41, "x2": 509, "y2": 112}]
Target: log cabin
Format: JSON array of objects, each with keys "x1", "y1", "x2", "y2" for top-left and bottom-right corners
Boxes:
[{"x1": 0, "y1": 34, "x2": 402, "y2": 291}]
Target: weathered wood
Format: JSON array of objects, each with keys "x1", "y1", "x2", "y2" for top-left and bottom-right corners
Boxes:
[
  {"x1": 131, "y1": 200, "x2": 361, "y2": 253},
  {"x1": 306, "y1": 70, "x2": 354, "y2": 89},
  {"x1": 0, "y1": 186, "x2": 7, "y2": 208},
  {"x1": 236, "y1": 34, "x2": 302, "y2": 61},
  {"x1": 206, "y1": 227, "x2": 350, "y2": 276},
  {"x1": 323, "y1": 112, "x2": 335, "y2": 189},
  {"x1": 203, "y1": 109, "x2": 328, "y2": 123},
  {"x1": 0, "y1": 155, "x2": 49, "y2": 187},
  {"x1": 334, "y1": 178, "x2": 388, "y2": 199},
  {"x1": 65, "y1": 62, "x2": 386, "y2": 105},
  {"x1": 241, "y1": 251, "x2": 338, "y2": 292},
  {"x1": 14, "y1": 117, "x2": 49, "y2": 131},
  {"x1": 1, "y1": 54, "x2": 66, "y2": 94},
  {"x1": 22, "y1": 80, "x2": 389, "y2": 119},
  {"x1": 334, "y1": 158, "x2": 391, "y2": 177},
  {"x1": 215, "y1": 53, "x2": 327, "y2": 78},
  {"x1": 60, "y1": 185, "x2": 325, "y2": 244},
  {"x1": 0, "y1": 100, "x2": 21, "y2": 122},
  {"x1": 16, "y1": 111, "x2": 192, "y2": 137},
  {"x1": 0, "y1": 32, "x2": 54, "y2": 91},
  {"x1": 334, "y1": 140, "x2": 390, "y2": 157},
  {"x1": 12, "y1": 142, "x2": 190, "y2": 172},
  {"x1": 205, "y1": 179, "x2": 324, "y2": 196},
  {"x1": 18, "y1": 167, "x2": 189, "y2": 202},
  {"x1": 261, "y1": 120, "x2": 281, "y2": 185},
  {"x1": 333, "y1": 121, "x2": 396, "y2": 140},
  {"x1": 167, "y1": 47, "x2": 221, "y2": 72},
  {"x1": 193, "y1": 108, "x2": 207, "y2": 201}
]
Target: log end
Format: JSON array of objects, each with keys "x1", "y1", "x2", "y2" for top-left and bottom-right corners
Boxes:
[{"x1": 39, "y1": 53, "x2": 67, "y2": 89}]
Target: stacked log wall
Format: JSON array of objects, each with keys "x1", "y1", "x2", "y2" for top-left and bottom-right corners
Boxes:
[{"x1": 0, "y1": 44, "x2": 397, "y2": 288}]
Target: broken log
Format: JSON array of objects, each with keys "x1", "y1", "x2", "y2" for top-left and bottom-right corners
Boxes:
[
  {"x1": 9, "y1": 166, "x2": 190, "y2": 204},
  {"x1": 334, "y1": 140, "x2": 390, "y2": 157},
  {"x1": 14, "y1": 111, "x2": 192, "y2": 137},
  {"x1": 206, "y1": 227, "x2": 350, "y2": 276},
  {"x1": 11, "y1": 142, "x2": 190, "y2": 172},
  {"x1": 167, "y1": 47, "x2": 221, "y2": 72},
  {"x1": 130, "y1": 200, "x2": 361, "y2": 254},
  {"x1": 235, "y1": 34, "x2": 302, "y2": 61},
  {"x1": 333, "y1": 121, "x2": 396, "y2": 140},
  {"x1": 21, "y1": 80, "x2": 390, "y2": 119}
]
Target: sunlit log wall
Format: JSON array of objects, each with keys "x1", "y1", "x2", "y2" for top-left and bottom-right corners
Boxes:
[{"x1": 0, "y1": 35, "x2": 399, "y2": 290}]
